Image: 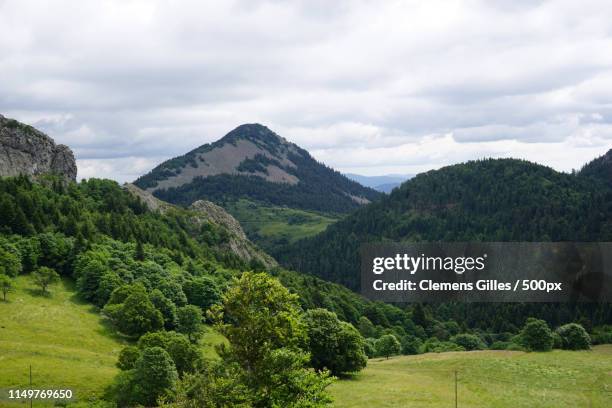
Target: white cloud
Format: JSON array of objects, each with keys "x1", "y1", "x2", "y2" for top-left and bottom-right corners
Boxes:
[{"x1": 1, "y1": 0, "x2": 612, "y2": 182}]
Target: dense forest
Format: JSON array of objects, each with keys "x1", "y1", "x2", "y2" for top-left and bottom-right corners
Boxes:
[
  {"x1": 277, "y1": 156, "x2": 612, "y2": 332},
  {"x1": 135, "y1": 124, "x2": 381, "y2": 213}
]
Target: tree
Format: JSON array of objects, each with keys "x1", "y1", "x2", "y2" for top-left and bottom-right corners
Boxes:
[
  {"x1": 182, "y1": 277, "x2": 221, "y2": 311},
  {"x1": 210, "y1": 272, "x2": 332, "y2": 407},
  {"x1": 0, "y1": 246, "x2": 22, "y2": 277},
  {"x1": 134, "y1": 347, "x2": 178, "y2": 406},
  {"x1": 400, "y1": 335, "x2": 422, "y2": 355},
  {"x1": 117, "y1": 346, "x2": 141, "y2": 370},
  {"x1": 357, "y1": 316, "x2": 377, "y2": 338},
  {"x1": 0, "y1": 274, "x2": 14, "y2": 301},
  {"x1": 137, "y1": 331, "x2": 201, "y2": 375},
  {"x1": 521, "y1": 318, "x2": 553, "y2": 352},
  {"x1": 556, "y1": 323, "x2": 591, "y2": 350},
  {"x1": 375, "y1": 334, "x2": 401, "y2": 359},
  {"x1": 31, "y1": 266, "x2": 60, "y2": 293},
  {"x1": 103, "y1": 285, "x2": 164, "y2": 337},
  {"x1": 177, "y1": 305, "x2": 203, "y2": 343},
  {"x1": 151, "y1": 289, "x2": 178, "y2": 330},
  {"x1": 303, "y1": 308, "x2": 367, "y2": 376},
  {"x1": 451, "y1": 334, "x2": 486, "y2": 351}
]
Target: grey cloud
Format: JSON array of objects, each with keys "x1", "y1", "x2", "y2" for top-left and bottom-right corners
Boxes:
[{"x1": 1, "y1": 0, "x2": 612, "y2": 181}]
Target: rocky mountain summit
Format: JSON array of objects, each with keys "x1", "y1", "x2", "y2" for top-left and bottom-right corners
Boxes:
[
  {"x1": 134, "y1": 124, "x2": 380, "y2": 213},
  {"x1": 0, "y1": 114, "x2": 77, "y2": 181}
]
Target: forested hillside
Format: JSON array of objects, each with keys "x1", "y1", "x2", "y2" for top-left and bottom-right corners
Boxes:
[
  {"x1": 277, "y1": 156, "x2": 612, "y2": 333},
  {"x1": 280, "y1": 157, "x2": 612, "y2": 289}
]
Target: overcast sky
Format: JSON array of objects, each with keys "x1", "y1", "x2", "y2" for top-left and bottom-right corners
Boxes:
[{"x1": 2, "y1": 0, "x2": 612, "y2": 182}]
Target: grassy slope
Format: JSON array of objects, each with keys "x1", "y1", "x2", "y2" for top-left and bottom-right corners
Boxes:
[
  {"x1": 0, "y1": 276, "x2": 223, "y2": 407},
  {"x1": 0, "y1": 276, "x2": 124, "y2": 406},
  {"x1": 226, "y1": 199, "x2": 340, "y2": 250},
  {"x1": 331, "y1": 347, "x2": 612, "y2": 408}
]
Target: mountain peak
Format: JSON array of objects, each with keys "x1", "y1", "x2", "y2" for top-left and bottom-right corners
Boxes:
[
  {"x1": 134, "y1": 124, "x2": 381, "y2": 213},
  {"x1": 220, "y1": 123, "x2": 287, "y2": 148}
]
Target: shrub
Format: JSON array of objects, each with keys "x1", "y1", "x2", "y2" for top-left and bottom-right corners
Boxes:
[
  {"x1": 556, "y1": 323, "x2": 591, "y2": 350},
  {"x1": 451, "y1": 334, "x2": 485, "y2": 351},
  {"x1": 520, "y1": 318, "x2": 553, "y2": 352},
  {"x1": 400, "y1": 335, "x2": 422, "y2": 355}
]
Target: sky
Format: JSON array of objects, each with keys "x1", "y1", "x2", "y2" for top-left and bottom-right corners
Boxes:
[{"x1": 2, "y1": 0, "x2": 612, "y2": 182}]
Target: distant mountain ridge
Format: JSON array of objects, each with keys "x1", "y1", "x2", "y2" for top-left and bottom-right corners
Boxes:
[
  {"x1": 134, "y1": 124, "x2": 381, "y2": 213},
  {"x1": 346, "y1": 173, "x2": 414, "y2": 193}
]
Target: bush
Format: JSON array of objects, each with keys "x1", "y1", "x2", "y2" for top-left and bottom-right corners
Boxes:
[
  {"x1": 489, "y1": 341, "x2": 511, "y2": 350},
  {"x1": 591, "y1": 326, "x2": 612, "y2": 345},
  {"x1": 422, "y1": 338, "x2": 465, "y2": 353},
  {"x1": 400, "y1": 335, "x2": 422, "y2": 355},
  {"x1": 451, "y1": 334, "x2": 485, "y2": 351},
  {"x1": 520, "y1": 318, "x2": 553, "y2": 352},
  {"x1": 375, "y1": 334, "x2": 401, "y2": 359},
  {"x1": 556, "y1": 323, "x2": 591, "y2": 350}
]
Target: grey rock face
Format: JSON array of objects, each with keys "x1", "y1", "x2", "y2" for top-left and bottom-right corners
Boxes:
[{"x1": 0, "y1": 114, "x2": 77, "y2": 181}]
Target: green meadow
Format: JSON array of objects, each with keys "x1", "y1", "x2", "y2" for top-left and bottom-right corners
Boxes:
[
  {"x1": 226, "y1": 199, "x2": 340, "y2": 250},
  {"x1": 331, "y1": 347, "x2": 612, "y2": 408},
  {"x1": 0, "y1": 276, "x2": 221, "y2": 407}
]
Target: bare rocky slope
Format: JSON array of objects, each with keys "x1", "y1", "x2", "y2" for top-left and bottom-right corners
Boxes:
[{"x1": 0, "y1": 114, "x2": 77, "y2": 181}]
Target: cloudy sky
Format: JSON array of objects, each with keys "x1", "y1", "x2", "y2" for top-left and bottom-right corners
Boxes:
[{"x1": 2, "y1": 0, "x2": 612, "y2": 182}]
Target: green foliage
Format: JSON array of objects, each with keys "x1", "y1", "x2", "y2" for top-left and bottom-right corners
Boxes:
[
  {"x1": 136, "y1": 331, "x2": 202, "y2": 375},
  {"x1": 400, "y1": 335, "x2": 423, "y2": 355},
  {"x1": 132, "y1": 347, "x2": 179, "y2": 406},
  {"x1": 451, "y1": 334, "x2": 486, "y2": 351},
  {"x1": 103, "y1": 284, "x2": 164, "y2": 337},
  {"x1": 304, "y1": 308, "x2": 367, "y2": 376},
  {"x1": 0, "y1": 274, "x2": 14, "y2": 301},
  {"x1": 210, "y1": 272, "x2": 333, "y2": 407},
  {"x1": 375, "y1": 334, "x2": 401, "y2": 359},
  {"x1": 182, "y1": 276, "x2": 221, "y2": 311},
  {"x1": 0, "y1": 244, "x2": 22, "y2": 277},
  {"x1": 521, "y1": 318, "x2": 554, "y2": 352},
  {"x1": 177, "y1": 305, "x2": 204, "y2": 343},
  {"x1": 117, "y1": 346, "x2": 141, "y2": 370},
  {"x1": 422, "y1": 338, "x2": 466, "y2": 353},
  {"x1": 31, "y1": 266, "x2": 60, "y2": 293},
  {"x1": 591, "y1": 325, "x2": 612, "y2": 345},
  {"x1": 151, "y1": 289, "x2": 179, "y2": 330},
  {"x1": 556, "y1": 323, "x2": 591, "y2": 350}
]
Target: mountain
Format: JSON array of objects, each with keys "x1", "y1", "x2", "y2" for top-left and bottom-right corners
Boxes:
[
  {"x1": 279, "y1": 156, "x2": 612, "y2": 290},
  {"x1": 134, "y1": 124, "x2": 381, "y2": 213},
  {"x1": 345, "y1": 173, "x2": 413, "y2": 193},
  {"x1": 580, "y1": 148, "x2": 612, "y2": 189},
  {"x1": 0, "y1": 114, "x2": 77, "y2": 181}
]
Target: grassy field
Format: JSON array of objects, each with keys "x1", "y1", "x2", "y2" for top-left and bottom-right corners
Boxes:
[
  {"x1": 330, "y1": 347, "x2": 612, "y2": 408},
  {"x1": 0, "y1": 275, "x2": 222, "y2": 407},
  {"x1": 226, "y1": 199, "x2": 341, "y2": 252}
]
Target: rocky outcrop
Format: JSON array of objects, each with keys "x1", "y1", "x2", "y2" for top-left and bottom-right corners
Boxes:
[
  {"x1": 124, "y1": 183, "x2": 276, "y2": 268},
  {"x1": 0, "y1": 114, "x2": 77, "y2": 181},
  {"x1": 189, "y1": 200, "x2": 277, "y2": 268}
]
